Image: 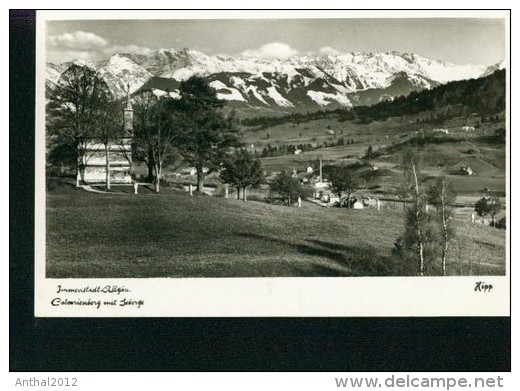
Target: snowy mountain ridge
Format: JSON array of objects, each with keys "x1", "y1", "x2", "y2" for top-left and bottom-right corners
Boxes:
[{"x1": 46, "y1": 48, "x2": 505, "y2": 111}]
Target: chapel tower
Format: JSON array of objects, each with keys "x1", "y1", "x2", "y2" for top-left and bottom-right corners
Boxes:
[{"x1": 123, "y1": 84, "x2": 134, "y2": 135}]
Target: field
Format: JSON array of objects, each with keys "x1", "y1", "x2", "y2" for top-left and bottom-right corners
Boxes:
[
  {"x1": 46, "y1": 184, "x2": 505, "y2": 278},
  {"x1": 239, "y1": 115, "x2": 506, "y2": 201}
]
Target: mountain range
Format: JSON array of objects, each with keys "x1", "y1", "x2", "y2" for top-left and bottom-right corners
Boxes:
[{"x1": 46, "y1": 48, "x2": 505, "y2": 112}]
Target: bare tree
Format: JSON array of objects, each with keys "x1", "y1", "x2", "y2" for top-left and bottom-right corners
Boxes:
[
  {"x1": 47, "y1": 64, "x2": 111, "y2": 186},
  {"x1": 402, "y1": 150, "x2": 426, "y2": 276},
  {"x1": 133, "y1": 90, "x2": 158, "y2": 184},
  {"x1": 134, "y1": 92, "x2": 182, "y2": 192},
  {"x1": 488, "y1": 197, "x2": 503, "y2": 227},
  {"x1": 393, "y1": 183, "x2": 411, "y2": 211},
  {"x1": 93, "y1": 100, "x2": 126, "y2": 191},
  {"x1": 428, "y1": 177, "x2": 457, "y2": 275}
]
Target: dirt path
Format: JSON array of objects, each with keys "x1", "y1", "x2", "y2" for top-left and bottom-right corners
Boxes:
[{"x1": 80, "y1": 185, "x2": 126, "y2": 194}]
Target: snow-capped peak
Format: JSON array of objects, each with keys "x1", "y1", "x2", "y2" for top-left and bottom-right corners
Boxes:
[{"x1": 46, "y1": 48, "x2": 503, "y2": 109}]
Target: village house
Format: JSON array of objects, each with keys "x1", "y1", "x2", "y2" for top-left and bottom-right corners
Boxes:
[
  {"x1": 460, "y1": 166, "x2": 474, "y2": 176},
  {"x1": 362, "y1": 197, "x2": 379, "y2": 207},
  {"x1": 349, "y1": 198, "x2": 364, "y2": 209},
  {"x1": 313, "y1": 179, "x2": 330, "y2": 198}
]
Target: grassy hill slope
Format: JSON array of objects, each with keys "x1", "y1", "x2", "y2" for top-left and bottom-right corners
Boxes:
[{"x1": 46, "y1": 185, "x2": 505, "y2": 278}]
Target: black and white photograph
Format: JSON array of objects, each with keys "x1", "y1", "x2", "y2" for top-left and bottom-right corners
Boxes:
[{"x1": 34, "y1": 10, "x2": 510, "y2": 317}]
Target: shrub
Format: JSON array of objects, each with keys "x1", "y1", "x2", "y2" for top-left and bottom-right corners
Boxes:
[
  {"x1": 246, "y1": 194, "x2": 265, "y2": 202},
  {"x1": 495, "y1": 217, "x2": 506, "y2": 229},
  {"x1": 46, "y1": 177, "x2": 60, "y2": 191}
]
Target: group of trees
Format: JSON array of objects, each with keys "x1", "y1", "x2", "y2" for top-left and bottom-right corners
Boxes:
[
  {"x1": 268, "y1": 171, "x2": 310, "y2": 206},
  {"x1": 132, "y1": 92, "x2": 181, "y2": 193},
  {"x1": 474, "y1": 196, "x2": 503, "y2": 227},
  {"x1": 260, "y1": 143, "x2": 314, "y2": 158},
  {"x1": 242, "y1": 108, "x2": 346, "y2": 129},
  {"x1": 328, "y1": 166, "x2": 360, "y2": 208},
  {"x1": 259, "y1": 138, "x2": 356, "y2": 158},
  {"x1": 220, "y1": 149, "x2": 263, "y2": 202},
  {"x1": 131, "y1": 77, "x2": 243, "y2": 193},
  {"x1": 395, "y1": 151, "x2": 458, "y2": 276},
  {"x1": 396, "y1": 151, "x2": 505, "y2": 276},
  {"x1": 48, "y1": 64, "x2": 244, "y2": 193},
  {"x1": 133, "y1": 77, "x2": 243, "y2": 193},
  {"x1": 47, "y1": 64, "x2": 122, "y2": 188}
]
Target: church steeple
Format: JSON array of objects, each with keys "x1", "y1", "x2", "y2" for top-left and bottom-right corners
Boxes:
[
  {"x1": 125, "y1": 83, "x2": 132, "y2": 110},
  {"x1": 123, "y1": 83, "x2": 133, "y2": 134}
]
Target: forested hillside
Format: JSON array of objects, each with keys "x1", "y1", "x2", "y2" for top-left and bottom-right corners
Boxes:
[
  {"x1": 355, "y1": 69, "x2": 505, "y2": 121},
  {"x1": 242, "y1": 70, "x2": 506, "y2": 128}
]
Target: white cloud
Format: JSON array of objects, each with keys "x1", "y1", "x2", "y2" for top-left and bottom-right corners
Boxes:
[
  {"x1": 47, "y1": 31, "x2": 153, "y2": 63},
  {"x1": 48, "y1": 31, "x2": 108, "y2": 50},
  {"x1": 103, "y1": 44, "x2": 153, "y2": 56},
  {"x1": 319, "y1": 46, "x2": 342, "y2": 55},
  {"x1": 241, "y1": 42, "x2": 298, "y2": 59}
]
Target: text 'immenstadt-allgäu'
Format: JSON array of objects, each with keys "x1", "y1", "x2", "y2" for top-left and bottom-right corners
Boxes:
[{"x1": 51, "y1": 285, "x2": 144, "y2": 309}]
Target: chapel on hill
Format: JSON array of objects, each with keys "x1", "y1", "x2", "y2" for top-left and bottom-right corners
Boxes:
[{"x1": 79, "y1": 88, "x2": 134, "y2": 186}]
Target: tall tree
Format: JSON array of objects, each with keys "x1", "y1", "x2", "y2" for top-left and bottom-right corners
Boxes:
[
  {"x1": 428, "y1": 177, "x2": 457, "y2": 276},
  {"x1": 133, "y1": 90, "x2": 159, "y2": 183},
  {"x1": 488, "y1": 197, "x2": 503, "y2": 227},
  {"x1": 328, "y1": 167, "x2": 360, "y2": 208},
  {"x1": 364, "y1": 145, "x2": 374, "y2": 160},
  {"x1": 402, "y1": 150, "x2": 426, "y2": 276},
  {"x1": 133, "y1": 92, "x2": 181, "y2": 192},
  {"x1": 393, "y1": 183, "x2": 412, "y2": 211},
  {"x1": 474, "y1": 197, "x2": 490, "y2": 224},
  {"x1": 47, "y1": 64, "x2": 111, "y2": 186},
  {"x1": 269, "y1": 171, "x2": 308, "y2": 206},
  {"x1": 174, "y1": 76, "x2": 241, "y2": 193},
  {"x1": 220, "y1": 149, "x2": 264, "y2": 202},
  {"x1": 474, "y1": 196, "x2": 503, "y2": 226},
  {"x1": 95, "y1": 100, "x2": 127, "y2": 191}
]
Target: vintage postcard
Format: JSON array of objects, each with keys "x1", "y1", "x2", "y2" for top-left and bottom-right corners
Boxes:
[{"x1": 34, "y1": 10, "x2": 510, "y2": 317}]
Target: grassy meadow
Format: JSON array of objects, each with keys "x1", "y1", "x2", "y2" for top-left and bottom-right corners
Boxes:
[{"x1": 46, "y1": 183, "x2": 505, "y2": 278}]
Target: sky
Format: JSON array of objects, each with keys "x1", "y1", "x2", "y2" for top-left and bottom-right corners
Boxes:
[{"x1": 46, "y1": 18, "x2": 506, "y2": 65}]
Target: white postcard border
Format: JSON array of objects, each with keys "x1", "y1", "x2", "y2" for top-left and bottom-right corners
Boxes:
[{"x1": 34, "y1": 9, "x2": 511, "y2": 317}]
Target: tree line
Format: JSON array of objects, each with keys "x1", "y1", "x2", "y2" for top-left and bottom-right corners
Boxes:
[
  {"x1": 353, "y1": 69, "x2": 505, "y2": 122},
  {"x1": 393, "y1": 150, "x2": 504, "y2": 276},
  {"x1": 241, "y1": 108, "x2": 349, "y2": 129},
  {"x1": 260, "y1": 138, "x2": 356, "y2": 158}
]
